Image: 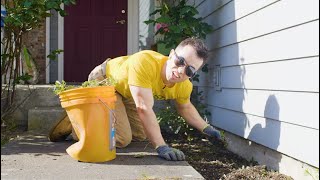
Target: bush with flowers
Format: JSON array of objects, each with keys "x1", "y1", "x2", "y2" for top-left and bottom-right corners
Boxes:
[{"x1": 144, "y1": 0, "x2": 213, "y2": 52}]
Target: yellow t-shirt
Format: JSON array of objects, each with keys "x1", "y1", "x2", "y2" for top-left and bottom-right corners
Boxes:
[{"x1": 105, "y1": 50, "x2": 192, "y2": 104}]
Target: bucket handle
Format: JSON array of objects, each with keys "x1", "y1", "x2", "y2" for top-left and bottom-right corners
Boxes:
[{"x1": 98, "y1": 97, "x2": 117, "y2": 122}]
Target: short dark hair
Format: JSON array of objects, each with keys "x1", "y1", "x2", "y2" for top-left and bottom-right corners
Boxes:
[{"x1": 176, "y1": 37, "x2": 209, "y2": 62}]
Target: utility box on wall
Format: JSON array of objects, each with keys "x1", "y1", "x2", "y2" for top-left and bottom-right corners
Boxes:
[{"x1": 213, "y1": 65, "x2": 221, "y2": 91}]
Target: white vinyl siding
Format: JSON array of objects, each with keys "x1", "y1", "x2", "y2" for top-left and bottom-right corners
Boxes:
[
  {"x1": 203, "y1": 88, "x2": 319, "y2": 129},
  {"x1": 209, "y1": 106, "x2": 319, "y2": 166},
  {"x1": 194, "y1": 0, "x2": 319, "y2": 168}
]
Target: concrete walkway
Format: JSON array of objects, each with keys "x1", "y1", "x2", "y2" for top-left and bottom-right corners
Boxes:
[{"x1": 1, "y1": 133, "x2": 204, "y2": 180}]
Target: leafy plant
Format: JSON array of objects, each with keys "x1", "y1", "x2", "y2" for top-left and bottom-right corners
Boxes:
[
  {"x1": 156, "y1": 89, "x2": 212, "y2": 141},
  {"x1": 1, "y1": 0, "x2": 76, "y2": 108},
  {"x1": 156, "y1": 103, "x2": 192, "y2": 136},
  {"x1": 81, "y1": 78, "x2": 116, "y2": 88},
  {"x1": 1, "y1": 0, "x2": 77, "y2": 132},
  {"x1": 53, "y1": 80, "x2": 75, "y2": 95},
  {"x1": 53, "y1": 78, "x2": 117, "y2": 95},
  {"x1": 144, "y1": 0, "x2": 213, "y2": 49},
  {"x1": 46, "y1": 49, "x2": 64, "y2": 61}
]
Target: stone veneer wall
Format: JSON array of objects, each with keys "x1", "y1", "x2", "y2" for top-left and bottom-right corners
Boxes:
[{"x1": 22, "y1": 21, "x2": 46, "y2": 84}]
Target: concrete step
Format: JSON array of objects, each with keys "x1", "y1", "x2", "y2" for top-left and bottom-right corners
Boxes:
[
  {"x1": 28, "y1": 107, "x2": 66, "y2": 134},
  {"x1": 15, "y1": 85, "x2": 61, "y2": 107},
  {"x1": 7, "y1": 85, "x2": 62, "y2": 129}
]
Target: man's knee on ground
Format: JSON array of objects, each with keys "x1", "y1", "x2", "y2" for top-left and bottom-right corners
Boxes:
[
  {"x1": 132, "y1": 134, "x2": 147, "y2": 142},
  {"x1": 116, "y1": 134, "x2": 132, "y2": 148}
]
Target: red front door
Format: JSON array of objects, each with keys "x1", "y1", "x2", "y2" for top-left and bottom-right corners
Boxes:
[{"x1": 64, "y1": 0, "x2": 127, "y2": 82}]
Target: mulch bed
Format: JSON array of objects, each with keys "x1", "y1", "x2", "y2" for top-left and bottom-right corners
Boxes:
[{"x1": 163, "y1": 132, "x2": 293, "y2": 180}]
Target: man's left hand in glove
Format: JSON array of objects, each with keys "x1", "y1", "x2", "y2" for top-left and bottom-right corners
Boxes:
[{"x1": 202, "y1": 125, "x2": 224, "y2": 145}]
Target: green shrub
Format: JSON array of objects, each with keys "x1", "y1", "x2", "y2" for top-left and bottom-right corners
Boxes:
[{"x1": 145, "y1": 0, "x2": 213, "y2": 49}]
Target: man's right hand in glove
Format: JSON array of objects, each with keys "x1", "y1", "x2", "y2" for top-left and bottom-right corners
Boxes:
[{"x1": 156, "y1": 145, "x2": 185, "y2": 161}]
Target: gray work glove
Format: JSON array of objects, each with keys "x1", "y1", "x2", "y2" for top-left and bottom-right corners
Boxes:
[
  {"x1": 203, "y1": 125, "x2": 222, "y2": 141},
  {"x1": 203, "y1": 125, "x2": 225, "y2": 146},
  {"x1": 156, "y1": 145, "x2": 185, "y2": 161}
]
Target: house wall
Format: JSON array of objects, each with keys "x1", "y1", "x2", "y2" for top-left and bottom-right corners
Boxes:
[{"x1": 191, "y1": 0, "x2": 319, "y2": 177}]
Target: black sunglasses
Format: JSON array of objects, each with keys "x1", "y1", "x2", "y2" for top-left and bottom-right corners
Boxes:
[{"x1": 173, "y1": 50, "x2": 196, "y2": 78}]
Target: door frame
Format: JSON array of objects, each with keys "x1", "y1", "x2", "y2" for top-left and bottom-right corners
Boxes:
[{"x1": 45, "y1": 0, "x2": 139, "y2": 83}]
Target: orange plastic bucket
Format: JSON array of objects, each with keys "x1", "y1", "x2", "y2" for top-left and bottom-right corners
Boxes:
[{"x1": 59, "y1": 86, "x2": 117, "y2": 162}]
